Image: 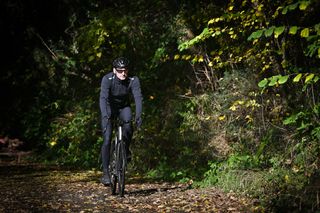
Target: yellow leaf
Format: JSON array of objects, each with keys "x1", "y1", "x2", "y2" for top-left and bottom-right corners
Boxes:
[
  {"x1": 305, "y1": 73, "x2": 314, "y2": 83},
  {"x1": 284, "y1": 175, "x2": 290, "y2": 182},
  {"x1": 205, "y1": 116, "x2": 211, "y2": 120},
  {"x1": 300, "y1": 28, "x2": 309, "y2": 38},
  {"x1": 185, "y1": 55, "x2": 191, "y2": 60},
  {"x1": 174, "y1": 54, "x2": 180, "y2": 60},
  {"x1": 96, "y1": 52, "x2": 102, "y2": 58},
  {"x1": 293, "y1": 73, "x2": 302, "y2": 82},
  {"x1": 198, "y1": 56, "x2": 204, "y2": 62},
  {"x1": 292, "y1": 166, "x2": 299, "y2": 173},
  {"x1": 229, "y1": 105, "x2": 237, "y2": 111},
  {"x1": 228, "y1": 6, "x2": 234, "y2": 11},
  {"x1": 245, "y1": 115, "x2": 253, "y2": 123},
  {"x1": 50, "y1": 141, "x2": 57, "y2": 147},
  {"x1": 218, "y1": 115, "x2": 226, "y2": 121},
  {"x1": 192, "y1": 56, "x2": 198, "y2": 63},
  {"x1": 299, "y1": 1, "x2": 310, "y2": 10}
]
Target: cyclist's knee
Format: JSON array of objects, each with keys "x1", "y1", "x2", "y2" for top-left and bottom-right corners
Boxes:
[{"x1": 122, "y1": 120, "x2": 132, "y2": 128}]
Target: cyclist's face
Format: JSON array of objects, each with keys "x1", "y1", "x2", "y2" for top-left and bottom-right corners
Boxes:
[{"x1": 113, "y1": 68, "x2": 128, "y2": 80}]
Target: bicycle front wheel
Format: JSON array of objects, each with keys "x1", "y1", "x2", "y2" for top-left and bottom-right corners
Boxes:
[{"x1": 117, "y1": 141, "x2": 126, "y2": 197}]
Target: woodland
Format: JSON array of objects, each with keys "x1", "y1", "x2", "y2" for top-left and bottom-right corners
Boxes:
[{"x1": 0, "y1": 0, "x2": 320, "y2": 212}]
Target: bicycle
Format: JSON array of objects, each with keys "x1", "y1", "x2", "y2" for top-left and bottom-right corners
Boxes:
[{"x1": 109, "y1": 119, "x2": 128, "y2": 197}]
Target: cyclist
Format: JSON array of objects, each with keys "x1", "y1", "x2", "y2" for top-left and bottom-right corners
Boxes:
[{"x1": 99, "y1": 57, "x2": 143, "y2": 186}]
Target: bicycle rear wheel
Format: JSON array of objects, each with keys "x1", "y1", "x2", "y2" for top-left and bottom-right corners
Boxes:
[
  {"x1": 117, "y1": 141, "x2": 126, "y2": 197},
  {"x1": 109, "y1": 140, "x2": 117, "y2": 195}
]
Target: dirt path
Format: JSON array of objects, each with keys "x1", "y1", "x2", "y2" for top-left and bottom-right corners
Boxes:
[{"x1": 0, "y1": 163, "x2": 253, "y2": 212}]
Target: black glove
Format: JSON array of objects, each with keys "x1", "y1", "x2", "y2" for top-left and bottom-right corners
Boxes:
[{"x1": 135, "y1": 117, "x2": 142, "y2": 129}]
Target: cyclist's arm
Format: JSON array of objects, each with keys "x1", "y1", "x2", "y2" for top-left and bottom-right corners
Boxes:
[
  {"x1": 131, "y1": 77, "x2": 143, "y2": 119},
  {"x1": 99, "y1": 75, "x2": 112, "y2": 127}
]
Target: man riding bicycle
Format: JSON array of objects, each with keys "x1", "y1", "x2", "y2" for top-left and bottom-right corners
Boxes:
[{"x1": 99, "y1": 57, "x2": 143, "y2": 185}]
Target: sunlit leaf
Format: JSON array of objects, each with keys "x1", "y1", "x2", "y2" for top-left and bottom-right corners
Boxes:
[
  {"x1": 248, "y1": 30, "x2": 264, "y2": 40},
  {"x1": 282, "y1": 7, "x2": 288, "y2": 14},
  {"x1": 293, "y1": 73, "x2": 302, "y2": 82},
  {"x1": 264, "y1": 27, "x2": 275, "y2": 37},
  {"x1": 284, "y1": 174, "x2": 290, "y2": 183},
  {"x1": 208, "y1": 19, "x2": 214, "y2": 25},
  {"x1": 274, "y1": 26, "x2": 285, "y2": 38},
  {"x1": 278, "y1": 75, "x2": 289, "y2": 84},
  {"x1": 268, "y1": 75, "x2": 280, "y2": 86},
  {"x1": 245, "y1": 115, "x2": 253, "y2": 123},
  {"x1": 50, "y1": 141, "x2": 57, "y2": 147},
  {"x1": 292, "y1": 165, "x2": 300, "y2": 173},
  {"x1": 300, "y1": 28, "x2": 309, "y2": 38},
  {"x1": 229, "y1": 105, "x2": 237, "y2": 111},
  {"x1": 289, "y1": 26, "x2": 298, "y2": 35},
  {"x1": 299, "y1": 1, "x2": 310, "y2": 10},
  {"x1": 305, "y1": 73, "x2": 314, "y2": 83},
  {"x1": 258, "y1": 78, "x2": 268, "y2": 88}
]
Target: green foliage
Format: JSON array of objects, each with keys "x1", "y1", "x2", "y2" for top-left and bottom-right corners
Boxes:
[
  {"x1": 177, "y1": 0, "x2": 320, "y2": 205},
  {"x1": 200, "y1": 156, "x2": 310, "y2": 211},
  {"x1": 178, "y1": 27, "x2": 212, "y2": 51},
  {"x1": 43, "y1": 99, "x2": 101, "y2": 168},
  {"x1": 131, "y1": 96, "x2": 210, "y2": 182},
  {"x1": 258, "y1": 73, "x2": 319, "y2": 89},
  {"x1": 76, "y1": 18, "x2": 111, "y2": 63}
]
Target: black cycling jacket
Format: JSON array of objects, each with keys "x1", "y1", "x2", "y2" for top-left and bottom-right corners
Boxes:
[{"x1": 99, "y1": 72, "x2": 143, "y2": 121}]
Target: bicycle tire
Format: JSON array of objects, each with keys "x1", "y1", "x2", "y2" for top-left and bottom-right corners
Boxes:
[
  {"x1": 118, "y1": 140, "x2": 126, "y2": 197},
  {"x1": 110, "y1": 139, "x2": 117, "y2": 195}
]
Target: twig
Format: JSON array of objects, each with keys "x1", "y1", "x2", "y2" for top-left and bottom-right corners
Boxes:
[
  {"x1": 178, "y1": 94, "x2": 193, "y2": 99},
  {"x1": 267, "y1": 121, "x2": 287, "y2": 132},
  {"x1": 34, "y1": 33, "x2": 58, "y2": 60}
]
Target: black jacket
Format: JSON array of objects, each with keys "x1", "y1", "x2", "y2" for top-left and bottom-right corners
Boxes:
[{"x1": 99, "y1": 72, "x2": 143, "y2": 120}]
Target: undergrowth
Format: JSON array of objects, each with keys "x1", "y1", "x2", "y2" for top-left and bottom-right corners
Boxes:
[{"x1": 174, "y1": 71, "x2": 320, "y2": 211}]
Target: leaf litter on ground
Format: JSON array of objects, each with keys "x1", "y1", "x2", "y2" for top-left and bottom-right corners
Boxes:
[{"x1": 0, "y1": 163, "x2": 256, "y2": 212}]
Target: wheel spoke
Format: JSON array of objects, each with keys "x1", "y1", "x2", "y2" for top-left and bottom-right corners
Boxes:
[
  {"x1": 110, "y1": 141, "x2": 117, "y2": 195},
  {"x1": 118, "y1": 141, "x2": 126, "y2": 197}
]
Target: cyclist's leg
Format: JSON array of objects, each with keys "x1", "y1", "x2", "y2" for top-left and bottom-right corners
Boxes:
[
  {"x1": 100, "y1": 118, "x2": 112, "y2": 185},
  {"x1": 119, "y1": 106, "x2": 132, "y2": 160}
]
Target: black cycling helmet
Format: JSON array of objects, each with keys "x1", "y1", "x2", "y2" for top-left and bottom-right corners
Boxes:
[{"x1": 112, "y1": 57, "x2": 130, "y2": 69}]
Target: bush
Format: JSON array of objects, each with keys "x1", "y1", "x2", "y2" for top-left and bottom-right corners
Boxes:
[{"x1": 42, "y1": 99, "x2": 101, "y2": 168}]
